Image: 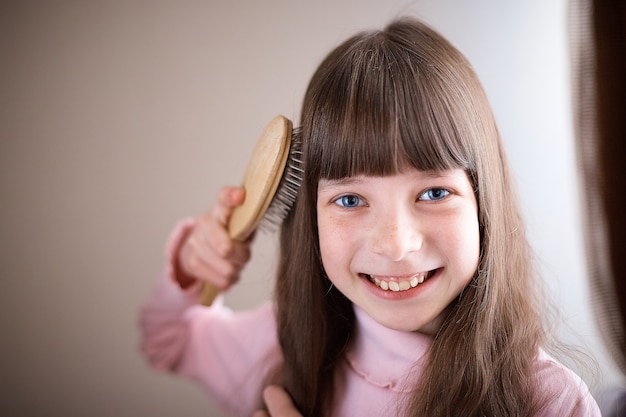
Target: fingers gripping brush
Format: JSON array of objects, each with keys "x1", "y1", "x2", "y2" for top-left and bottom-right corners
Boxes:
[{"x1": 200, "y1": 115, "x2": 303, "y2": 306}]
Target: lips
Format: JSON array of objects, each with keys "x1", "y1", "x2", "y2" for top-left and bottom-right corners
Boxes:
[{"x1": 361, "y1": 269, "x2": 438, "y2": 292}]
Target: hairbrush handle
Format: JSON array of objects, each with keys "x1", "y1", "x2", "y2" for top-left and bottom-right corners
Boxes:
[
  {"x1": 200, "y1": 282, "x2": 222, "y2": 306},
  {"x1": 199, "y1": 116, "x2": 293, "y2": 307}
]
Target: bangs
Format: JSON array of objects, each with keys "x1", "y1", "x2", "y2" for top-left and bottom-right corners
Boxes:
[{"x1": 304, "y1": 26, "x2": 478, "y2": 181}]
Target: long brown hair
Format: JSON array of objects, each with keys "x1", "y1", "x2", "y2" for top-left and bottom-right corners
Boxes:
[{"x1": 275, "y1": 17, "x2": 545, "y2": 416}]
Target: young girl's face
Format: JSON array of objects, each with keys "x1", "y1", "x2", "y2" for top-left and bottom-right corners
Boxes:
[{"x1": 317, "y1": 167, "x2": 480, "y2": 334}]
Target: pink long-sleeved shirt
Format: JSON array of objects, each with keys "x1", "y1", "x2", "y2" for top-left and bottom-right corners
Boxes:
[{"x1": 139, "y1": 220, "x2": 601, "y2": 416}]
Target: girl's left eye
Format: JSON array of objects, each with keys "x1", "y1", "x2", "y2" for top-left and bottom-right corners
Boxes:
[
  {"x1": 334, "y1": 195, "x2": 364, "y2": 208},
  {"x1": 419, "y1": 188, "x2": 450, "y2": 201}
]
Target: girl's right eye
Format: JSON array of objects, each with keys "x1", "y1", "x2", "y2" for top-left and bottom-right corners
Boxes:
[{"x1": 333, "y1": 194, "x2": 364, "y2": 208}]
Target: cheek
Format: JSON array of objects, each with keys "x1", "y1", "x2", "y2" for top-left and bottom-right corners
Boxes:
[
  {"x1": 318, "y1": 214, "x2": 341, "y2": 249},
  {"x1": 457, "y1": 214, "x2": 481, "y2": 274},
  {"x1": 317, "y1": 214, "x2": 336, "y2": 266},
  {"x1": 440, "y1": 209, "x2": 480, "y2": 278},
  {"x1": 317, "y1": 213, "x2": 358, "y2": 274}
]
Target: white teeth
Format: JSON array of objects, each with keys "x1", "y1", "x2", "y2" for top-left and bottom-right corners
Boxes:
[{"x1": 367, "y1": 272, "x2": 429, "y2": 292}]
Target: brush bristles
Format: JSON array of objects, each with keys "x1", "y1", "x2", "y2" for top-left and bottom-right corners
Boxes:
[{"x1": 260, "y1": 127, "x2": 303, "y2": 232}]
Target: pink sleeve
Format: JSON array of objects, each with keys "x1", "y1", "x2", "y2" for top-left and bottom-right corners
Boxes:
[
  {"x1": 533, "y1": 350, "x2": 601, "y2": 417},
  {"x1": 139, "y1": 220, "x2": 283, "y2": 415}
]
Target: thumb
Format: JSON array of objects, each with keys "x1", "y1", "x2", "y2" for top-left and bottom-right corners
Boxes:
[
  {"x1": 263, "y1": 385, "x2": 302, "y2": 417},
  {"x1": 212, "y1": 186, "x2": 246, "y2": 226}
]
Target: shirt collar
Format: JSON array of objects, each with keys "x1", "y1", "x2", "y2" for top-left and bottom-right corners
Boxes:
[{"x1": 344, "y1": 306, "x2": 432, "y2": 393}]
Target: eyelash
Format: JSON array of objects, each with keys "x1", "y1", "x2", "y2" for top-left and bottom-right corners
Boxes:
[{"x1": 332, "y1": 188, "x2": 450, "y2": 208}]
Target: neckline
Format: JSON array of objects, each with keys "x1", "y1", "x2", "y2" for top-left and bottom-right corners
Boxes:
[{"x1": 344, "y1": 306, "x2": 433, "y2": 392}]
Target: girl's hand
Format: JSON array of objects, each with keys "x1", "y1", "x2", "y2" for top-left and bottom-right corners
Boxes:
[
  {"x1": 252, "y1": 386, "x2": 303, "y2": 417},
  {"x1": 175, "y1": 186, "x2": 252, "y2": 290}
]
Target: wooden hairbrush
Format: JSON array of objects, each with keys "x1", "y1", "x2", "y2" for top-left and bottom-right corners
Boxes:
[{"x1": 200, "y1": 115, "x2": 302, "y2": 306}]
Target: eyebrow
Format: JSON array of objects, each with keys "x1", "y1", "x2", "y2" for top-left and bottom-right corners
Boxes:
[
  {"x1": 420, "y1": 170, "x2": 455, "y2": 180},
  {"x1": 318, "y1": 177, "x2": 365, "y2": 187}
]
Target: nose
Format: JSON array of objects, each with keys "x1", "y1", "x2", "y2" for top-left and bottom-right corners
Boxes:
[{"x1": 368, "y1": 205, "x2": 422, "y2": 261}]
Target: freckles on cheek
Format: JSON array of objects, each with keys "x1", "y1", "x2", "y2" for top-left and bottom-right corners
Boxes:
[
  {"x1": 318, "y1": 215, "x2": 337, "y2": 247},
  {"x1": 318, "y1": 214, "x2": 350, "y2": 263}
]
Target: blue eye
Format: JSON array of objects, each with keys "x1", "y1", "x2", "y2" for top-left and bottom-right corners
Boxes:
[
  {"x1": 335, "y1": 195, "x2": 363, "y2": 208},
  {"x1": 419, "y1": 188, "x2": 450, "y2": 201}
]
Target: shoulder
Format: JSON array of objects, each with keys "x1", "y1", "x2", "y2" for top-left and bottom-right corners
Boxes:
[{"x1": 531, "y1": 349, "x2": 601, "y2": 417}]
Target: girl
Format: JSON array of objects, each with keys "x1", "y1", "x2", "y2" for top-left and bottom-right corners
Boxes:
[{"x1": 140, "y1": 18, "x2": 600, "y2": 416}]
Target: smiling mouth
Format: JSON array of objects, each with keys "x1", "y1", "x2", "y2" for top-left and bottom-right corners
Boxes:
[{"x1": 361, "y1": 269, "x2": 439, "y2": 292}]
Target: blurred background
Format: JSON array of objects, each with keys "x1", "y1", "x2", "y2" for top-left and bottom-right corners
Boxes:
[{"x1": 1, "y1": 0, "x2": 622, "y2": 416}]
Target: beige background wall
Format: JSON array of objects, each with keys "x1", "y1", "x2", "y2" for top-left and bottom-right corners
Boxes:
[{"x1": 1, "y1": 1, "x2": 621, "y2": 416}]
